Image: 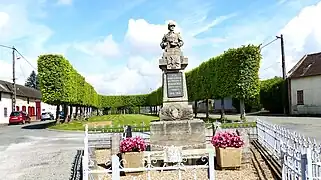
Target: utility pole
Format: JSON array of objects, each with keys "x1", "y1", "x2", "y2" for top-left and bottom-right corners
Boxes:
[
  {"x1": 276, "y1": 34, "x2": 287, "y2": 114},
  {"x1": 280, "y1": 34, "x2": 286, "y2": 79},
  {"x1": 12, "y1": 46, "x2": 16, "y2": 112}
]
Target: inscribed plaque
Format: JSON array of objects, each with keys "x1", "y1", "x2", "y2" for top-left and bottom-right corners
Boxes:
[{"x1": 166, "y1": 72, "x2": 183, "y2": 98}]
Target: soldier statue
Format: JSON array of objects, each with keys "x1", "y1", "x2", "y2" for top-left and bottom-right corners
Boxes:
[{"x1": 160, "y1": 22, "x2": 184, "y2": 50}]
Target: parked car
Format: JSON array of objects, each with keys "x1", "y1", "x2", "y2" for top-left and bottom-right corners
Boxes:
[
  {"x1": 9, "y1": 111, "x2": 31, "y2": 125},
  {"x1": 58, "y1": 111, "x2": 65, "y2": 120},
  {"x1": 41, "y1": 112, "x2": 54, "y2": 121}
]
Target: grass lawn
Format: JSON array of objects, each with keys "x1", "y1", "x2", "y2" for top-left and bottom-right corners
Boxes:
[{"x1": 48, "y1": 114, "x2": 159, "y2": 131}]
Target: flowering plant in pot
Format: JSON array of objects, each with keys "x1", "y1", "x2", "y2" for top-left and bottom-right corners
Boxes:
[
  {"x1": 211, "y1": 131, "x2": 245, "y2": 168},
  {"x1": 120, "y1": 136, "x2": 146, "y2": 169}
]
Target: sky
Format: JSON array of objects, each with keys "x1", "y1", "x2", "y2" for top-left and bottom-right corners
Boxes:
[{"x1": 0, "y1": 0, "x2": 321, "y2": 95}]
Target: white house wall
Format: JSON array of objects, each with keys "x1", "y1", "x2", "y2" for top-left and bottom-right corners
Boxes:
[
  {"x1": 290, "y1": 76, "x2": 321, "y2": 114},
  {"x1": 41, "y1": 102, "x2": 59, "y2": 119},
  {"x1": 16, "y1": 96, "x2": 37, "y2": 111},
  {"x1": 0, "y1": 93, "x2": 13, "y2": 124}
]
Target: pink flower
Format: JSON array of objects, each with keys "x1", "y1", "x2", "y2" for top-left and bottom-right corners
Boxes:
[
  {"x1": 211, "y1": 131, "x2": 245, "y2": 148},
  {"x1": 120, "y1": 136, "x2": 147, "y2": 153}
]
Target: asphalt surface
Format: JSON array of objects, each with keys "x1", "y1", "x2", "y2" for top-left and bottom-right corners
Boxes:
[
  {"x1": 0, "y1": 121, "x2": 84, "y2": 180},
  {"x1": 198, "y1": 113, "x2": 321, "y2": 142}
]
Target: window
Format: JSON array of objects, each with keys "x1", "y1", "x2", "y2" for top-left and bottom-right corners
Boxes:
[
  {"x1": 10, "y1": 111, "x2": 20, "y2": 116},
  {"x1": 4, "y1": 107, "x2": 7, "y2": 117},
  {"x1": 297, "y1": 90, "x2": 304, "y2": 105}
]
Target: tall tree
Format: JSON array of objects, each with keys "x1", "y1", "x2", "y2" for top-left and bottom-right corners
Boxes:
[{"x1": 25, "y1": 70, "x2": 39, "y2": 90}]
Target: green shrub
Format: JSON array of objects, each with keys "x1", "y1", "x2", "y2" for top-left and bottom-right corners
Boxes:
[{"x1": 260, "y1": 77, "x2": 285, "y2": 113}]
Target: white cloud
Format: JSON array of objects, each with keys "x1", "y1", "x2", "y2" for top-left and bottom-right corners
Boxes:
[
  {"x1": 0, "y1": 12, "x2": 9, "y2": 29},
  {"x1": 124, "y1": 19, "x2": 182, "y2": 55},
  {"x1": 260, "y1": 1, "x2": 321, "y2": 79},
  {"x1": 0, "y1": 1, "x2": 59, "y2": 85},
  {"x1": 84, "y1": 65, "x2": 161, "y2": 95},
  {"x1": 57, "y1": 0, "x2": 72, "y2": 5},
  {"x1": 73, "y1": 35, "x2": 121, "y2": 58},
  {"x1": 187, "y1": 13, "x2": 237, "y2": 37},
  {"x1": 92, "y1": 17, "x2": 226, "y2": 95}
]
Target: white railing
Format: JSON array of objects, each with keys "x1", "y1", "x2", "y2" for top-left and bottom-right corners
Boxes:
[
  {"x1": 256, "y1": 119, "x2": 321, "y2": 179},
  {"x1": 83, "y1": 124, "x2": 215, "y2": 180}
]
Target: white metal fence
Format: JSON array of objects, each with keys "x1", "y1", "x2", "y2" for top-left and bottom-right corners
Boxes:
[
  {"x1": 83, "y1": 125, "x2": 215, "y2": 180},
  {"x1": 256, "y1": 119, "x2": 321, "y2": 179}
]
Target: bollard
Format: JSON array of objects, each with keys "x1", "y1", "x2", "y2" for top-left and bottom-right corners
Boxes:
[{"x1": 126, "y1": 126, "x2": 132, "y2": 138}]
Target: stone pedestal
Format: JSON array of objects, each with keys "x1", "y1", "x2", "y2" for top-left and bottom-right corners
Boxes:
[{"x1": 150, "y1": 119, "x2": 206, "y2": 151}]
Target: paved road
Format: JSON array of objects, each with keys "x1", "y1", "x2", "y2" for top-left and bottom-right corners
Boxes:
[
  {"x1": 0, "y1": 121, "x2": 150, "y2": 180},
  {"x1": 0, "y1": 121, "x2": 84, "y2": 180},
  {"x1": 197, "y1": 113, "x2": 321, "y2": 142}
]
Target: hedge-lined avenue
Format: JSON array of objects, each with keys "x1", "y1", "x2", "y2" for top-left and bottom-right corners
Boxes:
[{"x1": 38, "y1": 44, "x2": 262, "y2": 118}]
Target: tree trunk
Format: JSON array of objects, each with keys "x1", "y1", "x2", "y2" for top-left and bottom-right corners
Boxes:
[
  {"x1": 64, "y1": 104, "x2": 69, "y2": 123},
  {"x1": 75, "y1": 106, "x2": 78, "y2": 119},
  {"x1": 205, "y1": 99, "x2": 209, "y2": 119},
  {"x1": 220, "y1": 98, "x2": 225, "y2": 120},
  {"x1": 240, "y1": 99, "x2": 246, "y2": 121},
  {"x1": 80, "y1": 106, "x2": 84, "y2": 120},
  {"x1": 55, "y1": 105, "x2": 60, "y2": 124},
  {"x1": 69, "y1": 106, "x2": 73, "y2": 122},
  {"x1": 194, "y1": 101, "x2": 198, "y2": 118},
  {"x1": 138, "y1": 106, "x2": 140, "y2": 114},
  {"x1": 149, "y1": 106, "x2": 152, "y2": 115}
]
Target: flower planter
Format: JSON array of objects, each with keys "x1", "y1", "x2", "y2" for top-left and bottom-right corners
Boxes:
[
  {"x1": 215, "y1": 147, "x2": 242, "y2": 168},
  {"x1": 122, "y1": 151, "x2": 144, "y2": 168}
]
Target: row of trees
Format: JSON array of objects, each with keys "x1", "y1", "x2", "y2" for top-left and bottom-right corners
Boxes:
[
  {"x1": 38, "y1": 44, "x2": 284, "y2": 122},
  {"x1": 38, "y1": 54, "x2": 99, "y2": 123}
]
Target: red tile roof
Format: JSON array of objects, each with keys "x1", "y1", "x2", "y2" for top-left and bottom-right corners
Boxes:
[{"x1": 288, "y1": 52, "x2": 321, "y2": 79}]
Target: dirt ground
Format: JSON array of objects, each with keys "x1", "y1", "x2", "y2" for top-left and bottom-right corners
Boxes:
[{"x1": 86, "y1": 121, "x2": 112, "y2": 127}]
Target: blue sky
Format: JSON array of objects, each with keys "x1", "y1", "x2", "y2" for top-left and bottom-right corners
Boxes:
[{"x1": 0, "y1": 0, "x2": 321, "y2": 95}]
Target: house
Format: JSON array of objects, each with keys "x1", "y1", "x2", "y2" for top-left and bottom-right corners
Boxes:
[
  {"x1": 287, "y1": 52, "x2": 321, "y2": 115},
  {"x1": 0, "y1": 80, "x2": 57, "y2": 124}
]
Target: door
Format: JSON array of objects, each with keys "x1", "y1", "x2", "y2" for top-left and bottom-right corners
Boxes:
[{"x1": 35, "y1": 101, "x2": 41, "y2": 120}]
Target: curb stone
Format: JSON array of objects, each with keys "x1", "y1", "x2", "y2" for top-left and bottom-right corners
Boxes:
[{"x1": 46, "y1": 128, "x2": 84, "y2": 133}]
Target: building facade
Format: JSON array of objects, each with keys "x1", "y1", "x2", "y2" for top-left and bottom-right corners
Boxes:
[
  {"x1": 287, "y1": 52, "x2": 321, "y2": 115},
  {"x1": 0, "y1": 80, "x2": 57, "y2": 124}
]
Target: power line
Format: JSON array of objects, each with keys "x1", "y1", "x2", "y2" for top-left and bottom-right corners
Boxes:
[
  {"x1": 14, "y1": 49, "x2": 37, "y2": 71},
  {"x1": 0, "y1": 44, "x2": 12, "y2": 49},
  {"x1": 261, "y1": 61, "x2": 281, "y2": 71},
  {"x1": 260, "y1": 37, "x2": 279, "y2": 50}
]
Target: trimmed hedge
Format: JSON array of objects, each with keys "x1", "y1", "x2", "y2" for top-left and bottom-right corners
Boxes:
[
  {"x1": 38, "y1": 54, "x2": 99, "y2": 107},
  {"x1": 260, "y1": 77, "x2": 285, "y2": 113},
  {"x1": 186, "y1": 44, "x2": 261, "y2": 101}
]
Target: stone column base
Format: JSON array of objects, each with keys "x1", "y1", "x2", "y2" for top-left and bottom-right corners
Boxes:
[{"x1": 150, "y1": 119, "x2": 206, "y2": 151}]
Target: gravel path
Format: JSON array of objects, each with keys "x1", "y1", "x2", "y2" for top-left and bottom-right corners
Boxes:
[
  {"x1": 94, "y1": 148, "x2": 264, "y2": 180},
  {"x1": 0, "y1": 121, "x2": 84, "y2": 180}
]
